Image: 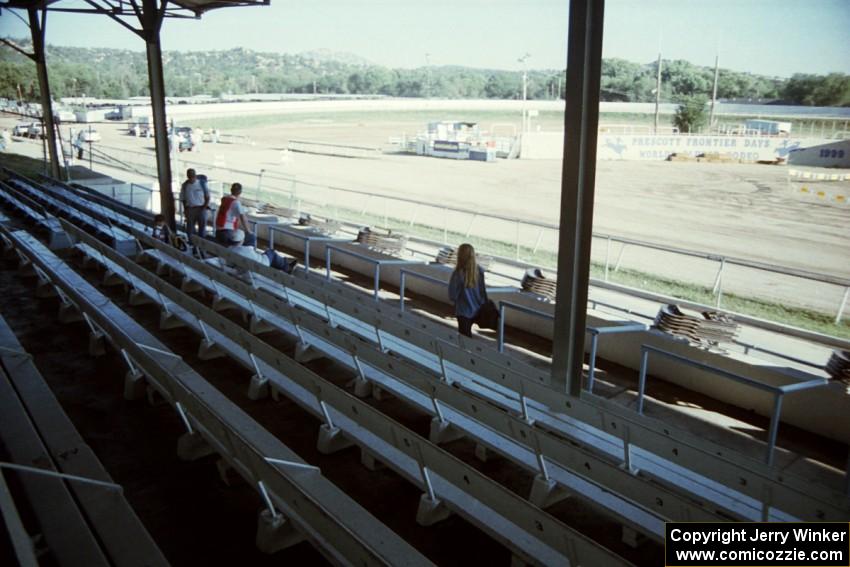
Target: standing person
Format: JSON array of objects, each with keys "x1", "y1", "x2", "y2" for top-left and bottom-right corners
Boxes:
[
  {"x1": 448, "y1": 243, "x2": 488, "y2": 337},
  {"x1": 192, "y1": 128, "x2": 203, "y2": 153},
  {"x1": 179, "y1": 168, "x2": 210, "y2": 244},
  {"x1": 215, "y1": 182, "x2": 255, "y2": 247}
]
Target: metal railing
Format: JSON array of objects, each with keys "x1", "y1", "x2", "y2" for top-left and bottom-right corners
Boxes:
[
  {"x1": 636, "y1": 345, "x2": 829, "y2": 467},
  {"x1": 399, "y1": 268, "x2": 450, "y2": 313},
  {"x1": 497, "y1": 301, "x2": 555, "y2": 353},
  {"x1": 324, "y1": 244, "x2": 423, "y2": 300},
  {"x1": 496, "y1": 300, "x2": 649, "y2": 392},
  {"x1": 586, "y1": 324, "x2": 649, "y2": 392},
  {"x1": 268, "y1": 226, "x2": 345, "y2": 278}
]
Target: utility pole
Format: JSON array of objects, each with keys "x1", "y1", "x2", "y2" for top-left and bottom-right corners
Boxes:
[
  {"x1": 518, "y1": 53, "x2": 531, "y2": 132},
  {"x1": 709, "y1": 54, "x2": 720, "y2": 130},
  {"x1": 653, "y1": 52, "x2": 662, "y2": 134}
]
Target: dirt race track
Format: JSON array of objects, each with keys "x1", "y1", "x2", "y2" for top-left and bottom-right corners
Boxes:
[{"x1": 2, "y1": 109, "x2": 849, "y2": 315}]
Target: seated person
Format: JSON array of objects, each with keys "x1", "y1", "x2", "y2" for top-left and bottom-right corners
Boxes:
[
  {"x1": 151, "y1": 214, "x2": 189, "y2": 251},
  {"x1": 225, "y1": 229, "x2": 297, "y2": 274},
  {"x1": 215, "y1": 182, "x2": 256, "y2": 248},
  {"x1": 151, "y1": 214, "x2": 172, "y2": 244}
]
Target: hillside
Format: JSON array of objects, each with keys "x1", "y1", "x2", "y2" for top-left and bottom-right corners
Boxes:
[{"x1": 0, "y1": 41, "x2": 848, "y2": 106}]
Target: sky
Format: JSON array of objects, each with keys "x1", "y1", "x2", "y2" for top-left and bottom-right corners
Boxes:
[{"x1": 1, "y1": 0, "x2": 849, "y2": 77}]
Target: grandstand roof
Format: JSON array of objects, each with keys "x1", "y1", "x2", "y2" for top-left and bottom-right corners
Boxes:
[{"x1": 0, "y1": 0, "x2": 269, "y2": 17}]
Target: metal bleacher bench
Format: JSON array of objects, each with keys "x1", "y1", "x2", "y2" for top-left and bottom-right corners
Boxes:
[
  {"x1": 64, "y1": 219, "x2": 629, "y2": 567},
  {"x1": 188, "y1": 236, "x2": 850, "y2": 520},
  {"x1": 4, "y1": 173, "x2": 136, "y2": 255},
  {"x1": 2, "y1": 223, "x2": 432, "y2": 567},
  {"x1": 39, "y1": 172, "x2": 850, "y2": 528},
  {"x1": 0, "y1": 313, "x2": 167, "y2": 566},
  {"x1": 0, "y1": 180, "x2": 71, "y2": 249}
]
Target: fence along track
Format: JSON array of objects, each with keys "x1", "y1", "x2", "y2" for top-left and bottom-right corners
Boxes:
[
  {"x1": 0, "y1": 225, "x2": 435, "y2": 567},
  {"x1": 52, "y1": 142, "x2": 850, "y2": 325},
  {"x1": 60, "y1": 219, "x2": 634, "y2": 567}
]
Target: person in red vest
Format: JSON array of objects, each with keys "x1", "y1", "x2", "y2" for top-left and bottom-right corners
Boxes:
[{"x1": 215, "y1": 182, "x2": 255, "y2": 247}]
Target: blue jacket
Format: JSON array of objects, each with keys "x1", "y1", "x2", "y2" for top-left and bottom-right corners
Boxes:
[{"x1": 448, "y1": 267, "x2": 487, "y2": 318}]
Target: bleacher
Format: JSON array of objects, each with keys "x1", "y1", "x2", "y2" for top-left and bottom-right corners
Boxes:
[
  {"x1": 0, "y1": 169, "x2": 848, "y2": 565},
  {"x1": 0, "y1": 311, "x2": 167, "y2": 566}
]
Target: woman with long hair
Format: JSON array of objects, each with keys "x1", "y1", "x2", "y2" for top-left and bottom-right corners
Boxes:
[{"x1": 448, "y1": 243, "x2": 487, "y2": 337}]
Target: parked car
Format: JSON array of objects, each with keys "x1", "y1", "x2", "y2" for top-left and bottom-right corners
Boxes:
[
  {"x1": 13, "y1": 122, "x2": 32, "y2": 137},
  {"x1": 171, "y1": 126, "x2": 194, "y2": 151},
  {"x1": 27, "y1": 123, "x2": 45, "y2": 139},
  {"x1": 78, "y1": 129, "x2": 101, "y2": 143}
]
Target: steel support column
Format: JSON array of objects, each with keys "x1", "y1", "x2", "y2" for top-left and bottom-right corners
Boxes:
[
  {"x1": 550, "y1": 0, "x2": 605, "y2": 395},
  {"x1": 141, "y1": 0, "x2": 176, "y2": 229},
  {"x1": 28, "y1": 8, "x2": 61, "y2": 179}
]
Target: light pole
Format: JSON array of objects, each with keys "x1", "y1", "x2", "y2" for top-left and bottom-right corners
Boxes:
[{"x1": 518, "y1": 53, "x2": 531, "y2": 132}]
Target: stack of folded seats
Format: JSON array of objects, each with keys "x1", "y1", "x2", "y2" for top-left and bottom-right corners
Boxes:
[
  {"x1": 521, "y1": 268, "x2": 557, "y2": 301},
  {"x1": 653, "y1": 304, "x2": 740, "y2": 350},
  {"x1": 258, "y1": 203, "x2": 299, "y2": 221},
  {"x1": 826, "y1": 350, "x2": 850, "y2": 386},
  {"x1": 357, "y1": 227, "x2": 408, "y2": 256},
  {"x1": 295, "y1": 213, "x2": 341, "y2": 236},
  {"x1": 435, "y1": 246, "x2": 492, "y2": 271}
]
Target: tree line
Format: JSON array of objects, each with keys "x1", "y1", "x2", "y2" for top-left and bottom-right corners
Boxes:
[{"x1": 1, "y1": 42, "x2": 848, "y2": 106}]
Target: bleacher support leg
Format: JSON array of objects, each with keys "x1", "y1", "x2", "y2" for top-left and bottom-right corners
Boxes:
[
  {"x1": 102, "y1": 269, "x2": 125, "y2": 287},
  {"x1": 255, "y1": 509, "x2": 305, "y2": 554},
  {"x1": 128, "y1": 288, "x2": 155, "y2": 306},
  {"x1": 57, "y1": 301, "x2": 83, "y2": 324},
  {"x1": 197, "y1": 338, "x2": 226, "y2": 360},
  {"x1": 159, "y1": 309, "x2": 186, "y2": 330},
  {"x1": 350, "y1": 356, "x2": 372, "y2": 398},
  {"x1": 216, "y1": 458, "x2": 246, "y2": 487},
  {"x1": 360, "y1": 448, "x2": 384, "y2": 471},
  {"x1": 372, "y1": 385, "x2": 393, "y2": 401},
  {"x1": 88, "y1": 332, "x2": 106, "y2": 357},
  {"x1": 247, "y1": 374, "x2": 269, "y2": 401},
  {"x1": 316, "y1": 424, "x2": 354, "y2": 455},
  {"x1": 428, "y1": 417, "x2": 464, "y2": 445},
  {"x1": 176, "y1": 432, "x2": 215, "y2": 461},
  {"x1": 352, "y1": 376, "x2": 373, "y2": 398},
  {"x1": 123, "y1": 369, "x2": 146, "y2": 401},
  {"x1": 180, "y1": 277, "x2": 203, "y2": 294},
  {"x1": 622, "y1": 525, "x2": 647, "y2": 548},
  {"x1": 294, "y1": 341, "x2": 323, "y2": 363},
  {"x1": 474, "y1": 443, "x2": 489, "y2": 462},
  {"x1": 249, "y1": 315, "x2": 275, "y2": 335},
  {"x1": 35, "y1": 278, "x2": 57, "y2": 298},
  {"x1": 146, "y1": 385, "x2": 167, "y2": 406},
  {"x1": 17, "y1": 257, "x2": 36, "y2": 277},
  {"x1": 528, "y1": 474, "x2": 571, "y2": 509},
  {"x1": 211, "y1": 294, "x2": 237, "y2": 312},
  {"x1": 415, "y1": 493, "x2": 451, "y2": 527}
]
